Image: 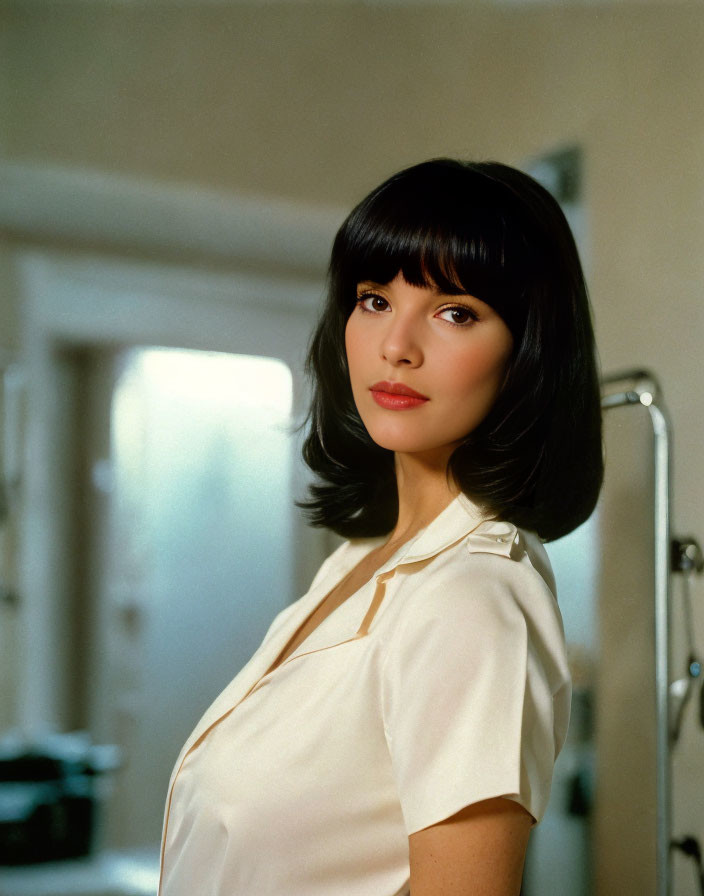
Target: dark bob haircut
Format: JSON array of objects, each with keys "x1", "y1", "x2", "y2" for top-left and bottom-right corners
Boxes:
[{"x1": 300, "y1": 158, "x2": 603, "y2": 542}]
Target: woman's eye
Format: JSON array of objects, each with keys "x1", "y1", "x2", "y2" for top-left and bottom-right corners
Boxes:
[
  {"x1": 437, "y1": 306, "x2": 478, "y2": 325},
  {"x1": 357, "y1": 293, "x2": 390, "y2": 313}
]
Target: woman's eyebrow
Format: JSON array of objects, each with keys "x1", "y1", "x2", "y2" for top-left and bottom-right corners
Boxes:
[{"x1": 435, "y1": 286, "x2": 475, "y2": 299}]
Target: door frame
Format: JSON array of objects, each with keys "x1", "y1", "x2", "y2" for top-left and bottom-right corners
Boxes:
[{"x1": 3, "y1": 165, "x2": 342, "y2": 734}]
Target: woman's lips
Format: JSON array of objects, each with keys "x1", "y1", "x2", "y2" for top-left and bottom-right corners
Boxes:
[{"x1": 369, "y1": 381, "x2": 429, "y2": 410}]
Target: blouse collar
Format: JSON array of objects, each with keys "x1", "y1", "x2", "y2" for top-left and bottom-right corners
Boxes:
[{"x1": 335, "y1": 492, "x2": 521, "y2": 585}]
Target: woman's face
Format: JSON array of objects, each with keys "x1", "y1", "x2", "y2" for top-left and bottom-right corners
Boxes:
[{"x1": 344, "y1": 272, "x2": 514, "y2": 465}]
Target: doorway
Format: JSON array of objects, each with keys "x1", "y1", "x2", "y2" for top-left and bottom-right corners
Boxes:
[
  {"x1": 76, "y1": 347, "x2": 296, "y2": 848},
  {"x1": 12, "y1": 249, "x2": 330, "y2": 855}
]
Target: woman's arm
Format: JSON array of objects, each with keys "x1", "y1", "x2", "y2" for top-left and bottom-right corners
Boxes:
[{"x1": 408, "y1": 797, "x2": 532, "y2": 896}]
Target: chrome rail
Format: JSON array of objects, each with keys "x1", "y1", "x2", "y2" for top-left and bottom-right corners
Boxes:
[{"x1": 601, "y1": 369, "x2": 672, "y2": 896}]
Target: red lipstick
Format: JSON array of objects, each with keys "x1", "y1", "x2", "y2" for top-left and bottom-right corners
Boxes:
[{"x1": 370, "y1": 381, "x2": 429, "y2": 410}]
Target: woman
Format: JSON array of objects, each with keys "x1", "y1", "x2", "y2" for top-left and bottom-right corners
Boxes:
[{"x1": 159, "y1": 159, "x2": 603, "y2": 896}]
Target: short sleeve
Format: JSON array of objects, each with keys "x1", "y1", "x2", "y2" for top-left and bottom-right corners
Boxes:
[{"x1": 380, "y1": 551, "x2": 571, "y2": 834}]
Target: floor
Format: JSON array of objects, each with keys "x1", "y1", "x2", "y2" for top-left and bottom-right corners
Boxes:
[{"x1": 0, "y1": 848, "x2": 159, "y2": 896}]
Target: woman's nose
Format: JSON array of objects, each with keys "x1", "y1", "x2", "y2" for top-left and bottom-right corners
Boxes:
[{"x1": 380, "y1": 316, "x2": 423, "y2": 367}]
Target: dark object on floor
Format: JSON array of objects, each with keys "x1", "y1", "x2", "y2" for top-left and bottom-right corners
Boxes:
[{"x1": 0, "y1": 735, "x2": 119, "y2": 865}]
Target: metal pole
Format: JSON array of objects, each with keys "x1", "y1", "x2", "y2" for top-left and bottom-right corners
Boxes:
[
  {"x1": 649, "y1": 402, "x2": 672, "y2": 896},
  {"x1": 602, "y1": 370, "x2": 672, "y2": 896}
]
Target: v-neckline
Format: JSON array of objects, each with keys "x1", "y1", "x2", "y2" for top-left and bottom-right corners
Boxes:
[{"x1": 263, "y1": 534, "x2": 411, "y2": 674}]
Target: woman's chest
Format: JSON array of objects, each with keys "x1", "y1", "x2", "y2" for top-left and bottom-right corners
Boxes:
[
  {"x1": 181, "y1": 632, "x2": 392, "y2": 802},
  {"x1": 167, "y1": 633, "x2": 408, "y2": 888}
]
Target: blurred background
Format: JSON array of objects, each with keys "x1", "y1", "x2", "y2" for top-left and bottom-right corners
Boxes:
[{"x1": 0, "y1": 1, "x2": 703, "y2": 894}]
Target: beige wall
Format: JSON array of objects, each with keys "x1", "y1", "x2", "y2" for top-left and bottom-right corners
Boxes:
[
  {"x1": 1, "y1": 0, "x2": 703, "y2": 890},
  {"x1": 3, "y1": 3, "x2": 703, "y2": 401}
]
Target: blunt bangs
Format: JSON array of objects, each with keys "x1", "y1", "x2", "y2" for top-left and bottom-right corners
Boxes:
[{"x1": 331, "y1": 159, "x2": 543, "y2": 337}]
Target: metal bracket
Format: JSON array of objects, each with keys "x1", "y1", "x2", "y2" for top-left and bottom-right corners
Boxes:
[{"x1": 672, "y1": 538, "x2": 704, "y2": 575}]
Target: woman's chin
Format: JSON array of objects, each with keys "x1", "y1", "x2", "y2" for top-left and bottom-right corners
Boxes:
[{"x1": 365, "y1": 430, "x2": 458, "y2": 465}]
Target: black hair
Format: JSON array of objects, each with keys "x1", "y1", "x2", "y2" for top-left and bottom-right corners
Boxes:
[{"x1": 299, "y1": 158, "x2": 603, "y2": 542}]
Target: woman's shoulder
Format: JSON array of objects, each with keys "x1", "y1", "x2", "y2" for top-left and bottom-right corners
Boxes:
[
  {"x1": 462, "y1": 518, "x2": 557, "y2": 598},
  {"x1": 389, "y1": 516, "x2": 564, "y2": 654},
  {"x1": 382, "y1": 517, "x2": 571, "y2": 725},
  {"x1": 406, "y1": 515, "x2": 556, "y2": 604}
]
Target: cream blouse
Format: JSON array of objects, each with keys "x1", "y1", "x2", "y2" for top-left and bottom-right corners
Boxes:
[{"x1": 159, "y1": 494, "x2": 571, "y2": 896}]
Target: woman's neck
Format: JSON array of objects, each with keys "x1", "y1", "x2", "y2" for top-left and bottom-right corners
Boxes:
[{"x1": 387, "y1": 450, "x2": 459, "y2": 548}]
